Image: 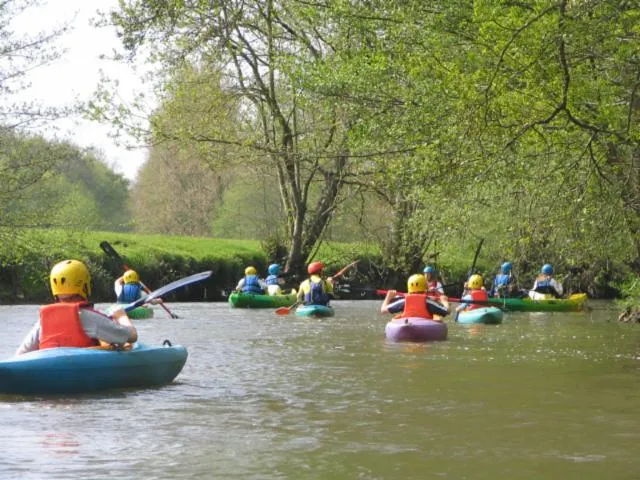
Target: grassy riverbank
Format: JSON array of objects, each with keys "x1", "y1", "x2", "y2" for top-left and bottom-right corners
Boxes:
[{"x1": 0, "y1": 229, "x2": 378, "y2": 303}]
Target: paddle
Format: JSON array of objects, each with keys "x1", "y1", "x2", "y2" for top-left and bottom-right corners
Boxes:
[
  {"x1": 332, "y1": 260, "x2": 360, "y2": 280},
  {"x1": 119, "y1": 271, "x2": 213, "y2": 313},
  {"x1": 275, "y1": 260, "x2": 359, "y2": 315},
  {"x1": 275, "y1": 301, "x2": 302, "y2": 316},
  {"x1": 376, "y1": 289, "x2": 406, "y2": 297},
  {"x1": 100, "y1": 241, "x2": 179, "y2": 319},
  {"x1": 467, "y1": 238, "x2": 485, "y2": 279}
]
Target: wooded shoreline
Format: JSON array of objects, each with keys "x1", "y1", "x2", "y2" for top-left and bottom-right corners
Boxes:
[{"x1": 0, "y1": 229, "x2": 631, "y2": 305}]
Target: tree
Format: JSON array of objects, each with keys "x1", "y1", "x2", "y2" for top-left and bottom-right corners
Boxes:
[
  {"x1": 0, "y1": 0, "x2": 69, "y2": 129},
  {"x1": 97, "y1": 0, "x2": 365, "y2": 272}
]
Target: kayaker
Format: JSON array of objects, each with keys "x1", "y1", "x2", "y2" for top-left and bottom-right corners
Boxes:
[
  {"x1": 265, "y1": 263, "x2": 285, "y2": 295},
  {"x1": 380, "y1": 274, "x2": 449, "y2": 320},
  {"x1": 235, "y1": 266, "x2": 266, "y2": 294},
  {"x1": 489, "y1": 262, "x2": 519, "y2": 298},
  {"x1": 296, "y1": 261, "x2": 334, "y2": 306},
  {"x1": 115, "y1": 270, "x2": 145, "y2": 303},
  {"x1": 15, "y1": 259, "x2": 138, "y2": 355},
  {"x1": 455, "y1": 274, "x2": 488, "y2": 313},
  {"x1": 530, "y1": 264, "x2": 563, "y2": 299},
  {"x1": 423, "y1": 265, "x2": 444, "y2": 296}
]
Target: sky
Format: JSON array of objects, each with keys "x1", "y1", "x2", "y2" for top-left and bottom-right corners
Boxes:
[{"x1": 8, "y1": 0, "x2": 152, "y2": 181}]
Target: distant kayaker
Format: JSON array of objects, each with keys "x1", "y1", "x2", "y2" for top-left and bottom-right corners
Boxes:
[
  {"x1": 423, "y1": 265, "x2": 444, "y2": 296},
  {"x1": 455, "y1": 274, "x2": 488, "y2": 313},
  {"x1": 265, "y1": 263, "x2": 286, "y2": 295},
  {"x1": 15, "y1": 259, "x2": 138, "y2": 356},
  {"x1": 115, "y1": 270, "x2": 145, "y2": 303},
  {"x1": 529, "y1": 264, "x2": 563, "y2": 299},
  {"x1": 380, "y1": 274, "x2": 449, "y2": 320},
  {"x1": 489, "y1": 262, "x2": 519, "y2": 298},
  {"x1": 235, "y1": 266, "x2": 266, "y2": 294},
  {"x1": 296, "y1": 261, "x2": 334, "y2": 306}
]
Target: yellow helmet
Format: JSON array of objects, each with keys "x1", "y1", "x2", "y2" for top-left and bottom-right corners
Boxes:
[
  {"x1": 245, "y1": 266, "x2": 257, "y2": 275},
  {"x1": 468, "y1": 274, "x2": 484, "y2": 290},
  {"x1": 50, "y1": 259, "x2": 91, "y2": 299},
  {"x1": 123, "y1": 270, "x2": 140, "y2": 284},
  {"x1": 407, "y1": 274, "x2": 427, "y2": 293}
]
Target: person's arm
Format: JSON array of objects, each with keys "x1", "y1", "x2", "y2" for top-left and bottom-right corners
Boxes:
[
  {"x1": 235, "y1": 278, "x2": 245, "y2": 291},
  {"x1": 15, "y1": 321, "x2": 41, "y2": 356},
  {"x1": 381, "y1": 290, "x2": 405, "y2": 314},
  {"x1": 296, "y1": 281, "x2": 306, "y2": 302},
  {"x1": 455, "y1": 293, "x2": 472, "y2": 312},
  {"x1": 114, "y1": 277, "x2": 124, "y2": 296},
  {"x1": 552, "y1": 279, "x2": 564, "y2": 297},
  {"x1": 325, "y1": 278, "x2": 335, "y2": 299},
  {"x1": 437, "y1": 294, "x2": 450, "y2": 313},
  {"x1": 380, "y1": 290, "x2": 396, "y2": 313},
  {"x1": 81, "y1": 308, "x2": 137, "y2": 344}
]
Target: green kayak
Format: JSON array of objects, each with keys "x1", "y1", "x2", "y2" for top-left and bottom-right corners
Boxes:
[
  {"x1": 486, "y1": 293, "x2": 587, "y2": 312},
  {"x1": 229, "y1": 291, "x2": 297, "y2": 308},
  {"x1": 106, "y1": 304, "x2": 155, "y2": 319}
]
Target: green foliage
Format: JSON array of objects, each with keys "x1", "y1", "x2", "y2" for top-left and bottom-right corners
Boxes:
[
  {"x1": 81, "y1": 0, "x2": 639, "y2": 298},
  {"x1": 0, "y1": 130, "x2": 131, "y2": 231}
]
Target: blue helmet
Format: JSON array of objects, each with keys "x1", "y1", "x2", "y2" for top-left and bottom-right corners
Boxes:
[
  {"x1": 268, "y1": 264, "x2": 281, "y2": 275},
  {"x1": 501, "y1": 262, "x2": 512, "y2": 274},
  {"x1": 423, "y1": 266, "x2": 435, "y2": 275},
  {"x1": 541, "y1": 264, "x2": 553, "y2": 275}
]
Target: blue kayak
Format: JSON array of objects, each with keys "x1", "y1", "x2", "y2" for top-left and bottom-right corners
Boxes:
[
  {"x1": 457, "y1": 307, "x2": 504, "y2": 325},
  {"x1": 0, "y1": 342, "x2": 187, "y2": 395},
  {"x1": 295, "y1": 304, "x2": 335, "y2": 318}
]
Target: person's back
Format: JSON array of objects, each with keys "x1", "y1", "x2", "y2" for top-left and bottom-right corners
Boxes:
[
  {"x1": 381, "y1": 274, "x2": 449, "y2": 321},
  {"x1": 530, "y1": 264, "x2": 563, "y2": 299},
  {"x1": 115, "y1": 270, "x2": 144, "y2": 304},
  {"x1": 423, "y1": 266, "x2": 444, "y2": 296},
  {"x1": 265, "y1": 263, "x2": 284, "y2": 295},
  {"x1": 297, "y1": 262, "x2": 334, "y2": 306},
  {"x1": 16, "y1": 259, "x2": 138, "y2": 356},
  {"x1": 457, "y1": 274, "x2": 488, "y2": 312},
  {"x1": 236, "y1": 266, "x2": 266, "y2": 294},
  {"x1": 491, "y1": 262, "x2": 517, "y2": 298}
]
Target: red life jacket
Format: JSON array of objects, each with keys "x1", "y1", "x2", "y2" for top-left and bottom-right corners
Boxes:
[
  {"x1": 401, "y1": 293, "x2": 433, "y2": 319},
  {"x1": 467, "y1": 289, "x2": 488, "y2": 311},
  {"x1": 39, "y1": 302, "x2": 99, "y2": 349}
]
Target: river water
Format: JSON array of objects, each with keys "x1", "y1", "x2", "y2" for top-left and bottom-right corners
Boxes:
[{"x1": 0, "y1": 301, "x2": 638, "y2": 479}]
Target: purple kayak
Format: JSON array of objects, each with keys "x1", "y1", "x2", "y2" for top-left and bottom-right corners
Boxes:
[{"x1": 385, "y1": 317, "x2": 448, "y2": 342}]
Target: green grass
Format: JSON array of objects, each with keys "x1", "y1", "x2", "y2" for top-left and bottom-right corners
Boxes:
[{"x1": 0, "y1": 228, "x2": 380, "y2": 303}]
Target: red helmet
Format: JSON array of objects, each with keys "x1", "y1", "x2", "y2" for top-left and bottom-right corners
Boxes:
[{"x1": 307, "y1": 261, "x2": 324, "y2": 274}]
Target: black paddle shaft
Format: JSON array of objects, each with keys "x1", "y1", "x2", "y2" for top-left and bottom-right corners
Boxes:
[
  {"x1": 100, "y1": 241, "x2": 128, "y2": 268},
  {"x1": 467, "y1": 238, "x2": 485, "y2": 278}
]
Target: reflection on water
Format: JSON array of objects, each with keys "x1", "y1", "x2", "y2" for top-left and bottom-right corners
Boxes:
[
  {"x1": 41, "y1": 432, "x2": 80, "y2": 456},
  {"x1": 0, "y1": 300, "x2": 639, "y2": 479}
]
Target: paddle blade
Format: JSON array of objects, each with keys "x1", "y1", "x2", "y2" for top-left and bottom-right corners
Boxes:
[
  {"x1": 123, "y1": 271, "x2": 212, "y2": 313},
  {"x1": 275, "y1": 306, "x2": 293, "y2": 315},
  {"x1": 275, "y1": 301, "x2": 300, "y2": 315},
  {"x1": 100, "y1": 241, "x2": 125, "y2": 264}
]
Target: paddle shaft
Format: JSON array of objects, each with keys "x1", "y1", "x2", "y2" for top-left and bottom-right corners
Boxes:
[
  {"x1": 100, "y1": 241, "x2": 179, "y2": 318},
  {"x1": 467, "y1": 238, "x2": 484, "y2": 278},
  {"x1": 332, "y1": 260, "x2": 359, "y2": 280}
]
